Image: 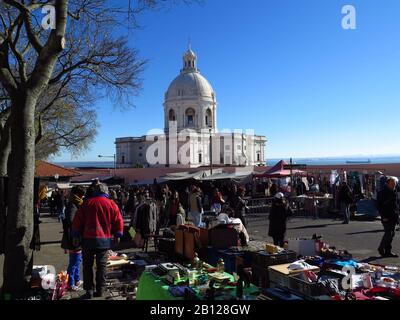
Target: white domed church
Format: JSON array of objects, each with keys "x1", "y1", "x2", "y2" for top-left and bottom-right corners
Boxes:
[{"x1": 115, "y1": 46, "x2": 266, "y2": 168}]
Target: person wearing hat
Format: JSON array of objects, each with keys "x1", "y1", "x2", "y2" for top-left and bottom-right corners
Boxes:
[
  {"x1": 268, "y1": 192, "x2": 292, "y2": 247},
  {"x1": 377, "y1": 177, "x2": 399, "y2": 258}
]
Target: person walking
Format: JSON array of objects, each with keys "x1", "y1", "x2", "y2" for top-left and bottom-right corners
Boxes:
[
  {"x1": 268, "y1": 192, "x2": 292, "y2": 247},
  {"x1": 166, "y1": 191, "x2": 185, "y2": 227},
  {"x1": 233, "y1": 187, "x2": 248, "y2": 228},
  {"x1": 188, "y1": 186, "x2": 203, "y2": 227},
  {"x1": 61, "y1": 186, "x2": 86, "y2": 291},
  {"x1": 72, "y1": 183, "x2": 124, "y2": 299},
  {"x1": 49, "y1": 190, "x2": 56, "y2": 216},
  {"x1": 159, "y1": 187, "x2": 169, "y2": 228},
  {"x1": 377, "y1": 177, "x2": 399, "y2": 258},
  {"x1": 269, "y1": 183, "x2": 278, "y2": 198},
  {"x1": 338, "y1": 181, "x2": 353, "y2": 224},
  {"x1": 227, "y1": 184, "x2": 238, "y2": 209},
  {"x1": 54, "y1": 189, "x2": 66, "y2": 222}
]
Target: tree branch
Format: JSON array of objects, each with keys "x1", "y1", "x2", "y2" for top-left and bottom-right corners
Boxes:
[{"x1": 4, "y1": 0, "x2": 44, "y2": 53}]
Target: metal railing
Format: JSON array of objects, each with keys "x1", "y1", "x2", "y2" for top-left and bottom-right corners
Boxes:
[
  {"x1": 244, "y1": 196, "x2": 333, "y2": 219},
  {"x1": 245, "y1": 197, "x2": 273, "y2": 215}
]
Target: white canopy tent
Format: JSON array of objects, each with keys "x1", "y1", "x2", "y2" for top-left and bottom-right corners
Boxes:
[{"x1": 159, "y1": 169, "x2": 223, "y2": 182}]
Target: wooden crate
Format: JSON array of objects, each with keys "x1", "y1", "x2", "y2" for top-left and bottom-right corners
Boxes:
[
  {"x1": 251, "y1": 264, "x2": 270, "y2": 289},
  {"x1": 288, "y1": 273, "x2": 325, "y2": 297},
  {"x1": 252, "y1": 250, "x2": 297, "y2": 268}
]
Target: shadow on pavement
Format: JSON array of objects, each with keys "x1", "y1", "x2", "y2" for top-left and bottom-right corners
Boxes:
[
  {"x1": 288, "y1": 223, "x2": 344, "y2": 230},
  {"x1": 40, "y1": 240, "x2": 62, "y2": 245},
  {"x1": 346, "y1": 229, "x2": 383, "y2": 235},
  {"x1": 360, "y1": 256, "x2": 385, "y2": 263}
]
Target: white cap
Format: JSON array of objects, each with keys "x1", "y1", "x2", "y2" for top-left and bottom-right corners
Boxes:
[{"x1": 275, "y1": 192, "x2": 284, "y2": 199}]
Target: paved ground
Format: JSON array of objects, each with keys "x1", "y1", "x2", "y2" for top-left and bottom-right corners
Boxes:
[
  {"x1": 1, "y1": 211, "x2": 400, "y2": 296},
  {"x1": 248, "y1": 214, "x2": 400, "y2": 266}
]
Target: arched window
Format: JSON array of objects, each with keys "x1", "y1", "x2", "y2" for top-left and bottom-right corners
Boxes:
[
  {"x1": 205, "y1": 109, "x2": 212, "y2": 126},
  {"x1": 185, "y1": 108, "x2": 195, "y2": 127},
  {"x1": 169, "y1": 109, "x2": 176, "y2": 121}
]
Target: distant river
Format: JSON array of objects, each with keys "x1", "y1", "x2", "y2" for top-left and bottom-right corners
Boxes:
[
  {"x1": 55, "y1": 156, "x2": 400, "y2": 169},
  {"x1": 267, "y1": 156, "x2": 400, "y2": 166},
  {"x1": 54, "y1": 161, "x2": 114, "y2": 168}
]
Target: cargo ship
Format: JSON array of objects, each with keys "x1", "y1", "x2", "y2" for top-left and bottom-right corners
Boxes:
[{"x1": 346, "y1": 159, "x2": 371, "y2": 164}]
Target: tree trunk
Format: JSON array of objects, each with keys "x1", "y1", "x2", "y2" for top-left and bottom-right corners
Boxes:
[
  {"x1": 0, "y1": 117, "x2": 11, "y2": 175},
  {"x1": 2, "y1": 93, "x2": 37, "y2": 297},
  {"x1": 0, "y1": 119, "x2": 10, "y2": 255}
]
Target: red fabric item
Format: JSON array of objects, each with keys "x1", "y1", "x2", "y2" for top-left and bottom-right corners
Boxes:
[
  {"x1": 72, "y1": 196, "x2": 124, "y2": 243},
  {"x1": 366, "y1": 287, "x2": 400, "y2": 298},
  {"x1": 351, "y1": 291, "x2": 375, "y2": 300}
]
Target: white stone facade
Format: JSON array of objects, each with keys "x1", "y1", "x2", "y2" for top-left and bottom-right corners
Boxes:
[{"x1": 116, "y1": 47, "x2": 267, "y2": 168}]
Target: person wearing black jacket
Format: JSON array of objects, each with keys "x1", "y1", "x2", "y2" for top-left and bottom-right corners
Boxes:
[
  {"x1": 377, "y1": 177, "x2": 399, "y2": 258},
  {"x1": 234, "y1": 187, "x2": 248, "y2": 228},
  {"x1": 338, "y1": 181, "x2": 353, "y2": 224},
  {"x1": 268, "y1": 192, "x2": 292, "y2": 247}
]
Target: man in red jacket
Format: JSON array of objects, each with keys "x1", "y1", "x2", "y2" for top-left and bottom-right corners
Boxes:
[{"x1": 72, "y1": 182, "x2": 124, "y2": 299}]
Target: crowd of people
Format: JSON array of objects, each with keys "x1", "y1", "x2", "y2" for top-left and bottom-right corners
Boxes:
[
  {"x1": 56, "y1": 180, "x2": 256, "y2": 298},
  {"x1": 50, "y1": 173, "x2": 400, "y2": 299},
  {"x1": 122, "y1": 183, "x2": 250, "y2": 230}
]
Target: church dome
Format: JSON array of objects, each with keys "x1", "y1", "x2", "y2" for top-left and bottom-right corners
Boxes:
[
  {"x1": 166, "y1": 72, "x2": 215, "y2": 100},
  {"x1": 165, "y1": 47, "x2": 215, "y2": 101}
]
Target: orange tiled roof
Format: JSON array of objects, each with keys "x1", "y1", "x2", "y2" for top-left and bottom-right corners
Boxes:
[{"x1": 35, "y1": 160, "x2": 80, "y2": 178}]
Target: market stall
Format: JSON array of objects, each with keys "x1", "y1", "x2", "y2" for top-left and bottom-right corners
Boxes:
[
  {"x1": 136, "y1": 262, "x2": 260, "y2": 300},
  {"x1": 152, "y1": 229, "x2": 400, "y2": 300},
  {"x1": 253, "y1": 160, "x2": 307, "y2": 179}
]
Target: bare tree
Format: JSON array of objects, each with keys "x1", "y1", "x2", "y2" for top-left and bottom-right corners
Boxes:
[{"x1": 0, "y1": 0, "x2": 199, "y2": 297}]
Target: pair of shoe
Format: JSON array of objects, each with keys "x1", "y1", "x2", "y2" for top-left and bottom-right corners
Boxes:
[
  {"x1": 81, "y1": 290, "x2": 104, "y2": 299},
  {"x1": 378, "y1": 249, "x2": 399, "y2": 258},
  {"x1": 384, "y1": 252, "x2": 399, "y2": 258},
  {"x1": 81, "y1": 291, "x2": 93, "y2": 300},
  {"x1": 70, "y1": 285, "x2": 83, "y2": 292}
]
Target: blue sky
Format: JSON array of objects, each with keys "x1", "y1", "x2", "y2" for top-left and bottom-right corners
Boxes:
[{"x1": 52, "y1": 0, "x2": 400, "y2": 162}]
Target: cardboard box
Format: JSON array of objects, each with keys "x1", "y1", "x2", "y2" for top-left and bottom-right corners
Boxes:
[
  {"x1": 268, "y1": 263, "x2": 320, "y2": 289},
  {"x1": 288, "y1": 239, "x2": 316, "y2": 257}
]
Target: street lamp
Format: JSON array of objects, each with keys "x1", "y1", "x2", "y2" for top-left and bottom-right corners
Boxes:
[
  {"x1": 98, "y1": 154, "x2": 116, "y2": 177},
  {"x1": 209, "y1": 128, "x2": 213, "y2": 175}
]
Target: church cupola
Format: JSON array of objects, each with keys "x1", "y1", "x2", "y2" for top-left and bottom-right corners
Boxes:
[{"x1": 182, "y1": 44, "x2": 198, "y2": 73}]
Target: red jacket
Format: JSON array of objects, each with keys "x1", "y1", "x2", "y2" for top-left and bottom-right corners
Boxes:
[{"x1": 72, "y1": 194, "x2": 124, "y2": 249}]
